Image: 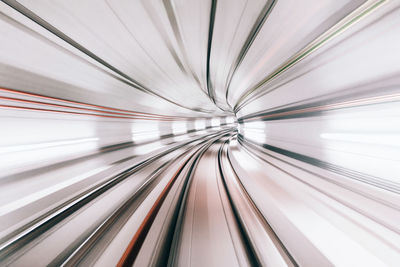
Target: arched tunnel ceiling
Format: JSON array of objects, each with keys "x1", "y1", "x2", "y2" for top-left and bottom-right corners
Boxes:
[{"x1": 0, "y1": 0, "x2": 380, "y2": 117}]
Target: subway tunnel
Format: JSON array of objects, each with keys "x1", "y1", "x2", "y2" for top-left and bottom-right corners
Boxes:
[{"x1": 0, "y1": 0, "x2": 400, "y2": 266}]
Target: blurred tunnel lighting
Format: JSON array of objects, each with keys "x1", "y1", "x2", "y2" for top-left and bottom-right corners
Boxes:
[
  {"x1": 211, "y1": 117, "x2": 220, "y2": 128},
  {"x1": 226, "y1": 116, "x2": 235, "y2": 125},
  {"x1": 131, "y1": 122, "x2": 160, "y2": 143},
  {"x1": 172, "y1": 121, "x2": 187, "y2": 135},
  {"x1": 0, "y1": 137, "x2": 99, "y2": 154},
  {"x1": 0, "y1": 0, "x2": 399, "y2": 266},
  {"x1": 194, "y1": 119, "x2": 206, "y2": 130}
]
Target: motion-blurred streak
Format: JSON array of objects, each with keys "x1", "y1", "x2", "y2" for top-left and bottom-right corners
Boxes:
[
  {"x1": 0, "y1": 0, "x2": 399, "y2": 266},
  {"x1": 0, "y1": 87, "x2": 198, "y2": 120},
  {"x1": 233, "y1": 0, "x2": 389, "y2": 110}
]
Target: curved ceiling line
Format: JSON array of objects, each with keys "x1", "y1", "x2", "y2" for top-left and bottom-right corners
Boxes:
[
  {"x1": 2, "y1": 0, "x2": 216, "y2": 114},
  {"x1": 224, "y1": 0, "x2": 277, "y2": 108},
  {"x1": 233, "y1": 0, "x2": 387, "y2": 113}
]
